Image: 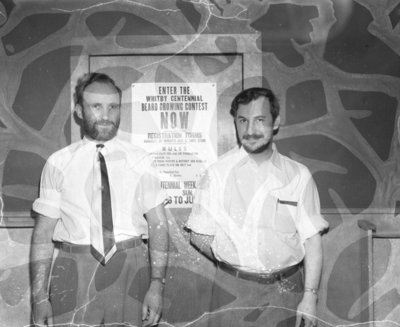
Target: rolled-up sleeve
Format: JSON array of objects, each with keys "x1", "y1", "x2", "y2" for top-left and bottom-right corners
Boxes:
[
  {"x1": 295, "y1": 172, "x2": 329, "y2": 242},
  {"x1": 186, "y1": 169, "x2": 218, "y2": 236},
  {"x1": 139, "y1": 173, "x2": 168, "y2": 214},
  {"x1": 32, "y1": 158, "x2": 62, "y2": 219},
  {"x1": 136, "y1": 156, "x2": 168, "y2": 214}
]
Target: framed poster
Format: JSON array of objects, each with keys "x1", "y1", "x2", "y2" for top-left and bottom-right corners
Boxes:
[{"x1": 131, "y1": 83, "x2": 217, "y2": 208}]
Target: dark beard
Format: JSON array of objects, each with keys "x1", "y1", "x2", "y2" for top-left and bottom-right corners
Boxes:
[
  {"x1": 83, "y1": 119, "x2": 119, "y2": 141},
  {"x1": 242, "y1": 140, "x2": 271, "y2": 154},
  {"x1": 241, "y1": 134, "x2": 271, "y2": 154}
]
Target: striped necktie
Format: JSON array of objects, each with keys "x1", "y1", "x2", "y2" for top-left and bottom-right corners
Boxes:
[{"x1": 90, "y1": 144, "x2": 117, "y2": 265}]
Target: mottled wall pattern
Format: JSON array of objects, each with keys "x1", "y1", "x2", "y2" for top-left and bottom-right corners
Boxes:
[{"x1": 0, "y1": 0, "x2": 400, "y2": 326}]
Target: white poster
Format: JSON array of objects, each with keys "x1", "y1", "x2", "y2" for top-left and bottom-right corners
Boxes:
[{"x1": 131, "y1": 83, "x2": 217, "y2": 208}]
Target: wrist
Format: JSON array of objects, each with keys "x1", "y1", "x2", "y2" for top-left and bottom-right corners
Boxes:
[
  {"x1": 31, "y1": 290, "x2": 49, "y2": 302},
  {"x1": 303, "y1": 287, "x2": 318, "y2": 301},
  {"x1": 151, "y1": 277, "x2": 166, "y2": 286},
  {"x1": 31, "y1": 295, "x2": 50, "y2": 306},
  {"x1": 304, "y1": 287, "x2": 318, "y2": 295}
]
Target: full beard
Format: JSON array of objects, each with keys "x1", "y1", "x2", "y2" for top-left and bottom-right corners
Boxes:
[{"x1": 83, "y1": 120, "x2": 119, "y2": 141}]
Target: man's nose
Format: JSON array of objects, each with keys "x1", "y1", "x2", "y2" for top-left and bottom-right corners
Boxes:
[
  {"x1": 100, "y1": 107, "x2": 109, "y2": 119},
  {"x1": 246, "y1": 121, "x2": 255, "y2": 135}
]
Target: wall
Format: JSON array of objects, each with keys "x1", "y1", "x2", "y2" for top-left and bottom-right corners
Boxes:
[{"x1": 1, "y1": 0, "x2": 400, "y2": 326}]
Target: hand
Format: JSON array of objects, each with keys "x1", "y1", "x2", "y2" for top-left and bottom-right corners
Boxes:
[
  {"x1": 295, "y1": 292, "x2": 318, "y2": 327},
  {"x1": 142, "y1": 280, "x2": 164, "y2": 326},
  {"x1": 32, "y1": 298, "x2": 53, "y2": 327}
]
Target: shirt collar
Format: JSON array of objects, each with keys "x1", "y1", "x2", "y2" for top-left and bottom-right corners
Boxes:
[
  {"x1": 81, "y1": 136, "x2": 118, "y2": 155},
  {"x1": 237, "y1": 143, "x2": 282, "y2": 171}
]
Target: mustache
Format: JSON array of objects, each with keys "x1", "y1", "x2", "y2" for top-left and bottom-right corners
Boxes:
[
  {"x1": 242, "y1": 134, "x2": 263, "y2": 140},
  {"x1": 95, "y1": 120, "x2": 117, "y2": 127}
]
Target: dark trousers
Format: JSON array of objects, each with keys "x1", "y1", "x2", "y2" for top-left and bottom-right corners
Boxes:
[
  {"x1": 206, "y1": 265, "x2": 304, "y2": 327},
  {"x1": 49, "y1": 242, "x2": 150, "y2": 327}
]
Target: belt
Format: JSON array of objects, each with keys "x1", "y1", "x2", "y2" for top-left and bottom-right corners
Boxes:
[
  {"x1": 217, "y1": 262, "x2": 299, "y2": 285},
  {"x1": 55, "y1": 238, "x2": 144, "y2": 254}
]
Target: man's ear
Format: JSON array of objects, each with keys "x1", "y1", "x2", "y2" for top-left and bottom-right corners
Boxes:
[
  {"x1": 233, "y1": 117, "x2": 241, "y2": 146},
  {"x1": 273, "y1": 115, "x2": 280, "y2": 132},
  {"x1": 75, "y1": 104, "x2": 83, "y2": 120},
  {"x1": 398, "y1": 116, "x2": 400, "y2": 144}
]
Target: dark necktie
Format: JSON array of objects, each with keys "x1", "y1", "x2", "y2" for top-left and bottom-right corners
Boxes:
[{"x1": 90, "y1": 144, "x2": 117, "y2": 265}]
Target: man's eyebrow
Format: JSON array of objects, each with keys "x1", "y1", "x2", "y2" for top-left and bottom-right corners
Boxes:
[{"x1": 237, "y1": 115, "x2": 266, "y2": 119}]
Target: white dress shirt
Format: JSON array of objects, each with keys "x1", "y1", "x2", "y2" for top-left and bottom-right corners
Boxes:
[
  {"x1": 33, "y1": 137, "x2": 167, "y2": 244},
  {"x1": 186, "y1": 145, "x2": 329, "y2": 273}
]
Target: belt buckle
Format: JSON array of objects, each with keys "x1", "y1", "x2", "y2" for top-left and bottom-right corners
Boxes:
[{"x1": 258, "y1": 272, "x2": 276, "y2": 284}]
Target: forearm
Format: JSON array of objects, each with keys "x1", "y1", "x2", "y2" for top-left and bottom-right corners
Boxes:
[
  {"x1": 146, "y1": 204, "x2": 169, "y2": 280},
  {"x1": 295, "y1": 233, "x2": 323, "y2": 326},
  {"x1": 30, "y1": 244, "x2": 54, "y2": 302},
  {"x1": 190, "y1": 232, "x2": 215, "y2": 260},
  {"x1": 30, "y1": 215, "x2": 57, "y2": 303},
  {"x1": 303, "y1": 233, "x2": 323, "y2": 291}
]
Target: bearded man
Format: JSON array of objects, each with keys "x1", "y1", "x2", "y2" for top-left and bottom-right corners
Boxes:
[
  {"x1": 186, "y1": 87, "x2": 329, "y2": 327},
  {"x1": 30, "y1": 73, "x2": 169, "y2": 327}
]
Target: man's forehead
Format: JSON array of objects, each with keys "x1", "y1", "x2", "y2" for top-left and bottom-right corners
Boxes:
[
  {"x1": 83, "y1": 84, "x2": 120, "y2": 102},
  {"x1": 84, "y1": 82, "x2": 119, "y2": 96},
  {"x1": 237, "y1": 97, "x2": 271, "y2": 115}
]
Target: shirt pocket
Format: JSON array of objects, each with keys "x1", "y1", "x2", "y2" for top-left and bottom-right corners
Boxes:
[{"x1": 274, "y1": 199, "x2": 298, "y2": 234}]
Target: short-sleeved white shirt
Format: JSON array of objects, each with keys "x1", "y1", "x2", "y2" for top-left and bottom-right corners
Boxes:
[
  {"x1": 33, "y1": 137, "x2": 167, "y2": 244},
  {"x1": 186, "y1": 145, "x2": 329, "y2": 273}
]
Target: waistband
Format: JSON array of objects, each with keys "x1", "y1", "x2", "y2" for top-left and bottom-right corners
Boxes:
[
  {"x1": 217, "y1": 261, "x2": 300, "y2": 285},
  {"x1": 55, "y1": 238, "x2": 144, "y2": 254}
]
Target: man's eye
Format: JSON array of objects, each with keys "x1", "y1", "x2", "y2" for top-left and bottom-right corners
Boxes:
[
  {"x1": 91, "y1": 104, "x2": 101, "y2": 110},
  {"x1": 110, "y1": 105, "x2": 119, "y2": 110}
]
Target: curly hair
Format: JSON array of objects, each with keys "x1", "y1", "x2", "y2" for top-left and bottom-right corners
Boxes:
[
  {"x1": 74, "y1": 72, "x2": 122, "y2": 107},
  {"x1": 230, "y1": 87, "x2": 280, "y2": 122}
]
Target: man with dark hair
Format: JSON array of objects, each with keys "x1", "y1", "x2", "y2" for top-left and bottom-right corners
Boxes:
[
  {"x1": 186, "y1": 87, "x2": 328, "y2": 327},
  {"x1": 30, "y1": 72, "x2": 169, "y2": 327}
]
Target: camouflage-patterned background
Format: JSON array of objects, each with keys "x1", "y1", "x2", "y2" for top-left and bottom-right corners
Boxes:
[{"x1": 1, "y1": 0, "x2": 400, "y2": 326}]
